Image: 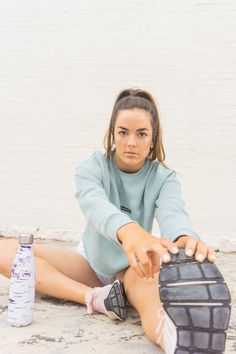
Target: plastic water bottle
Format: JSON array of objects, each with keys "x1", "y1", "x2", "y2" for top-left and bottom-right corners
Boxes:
[{"x1": 7, "y1": 234, "x2": 36, "y2": 327}]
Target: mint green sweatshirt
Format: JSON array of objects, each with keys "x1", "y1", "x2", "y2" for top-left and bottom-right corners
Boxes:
[{"x1": 74, "y1": 151, "x2": 200, "y2": 276}]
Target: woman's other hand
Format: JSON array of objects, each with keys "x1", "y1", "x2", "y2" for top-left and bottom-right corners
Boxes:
[
  {"x1": 174, "y1": 235, "x2": 216, "y2": 263},
  {"x1": 117, "y1": 223, "x2": 179, "y2": 279}
]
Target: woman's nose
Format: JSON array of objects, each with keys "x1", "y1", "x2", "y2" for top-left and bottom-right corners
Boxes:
[{"x1": 127, "y1": 135, "x2": 136, "y2": 146}]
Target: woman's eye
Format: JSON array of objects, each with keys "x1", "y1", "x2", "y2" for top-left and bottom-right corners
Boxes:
[
  {"x1": 138, "y1": 132, "x2": 147, "y2": 138},
  {"x1": 118, "y1": 131, "x2": 127, "y2": 136}
]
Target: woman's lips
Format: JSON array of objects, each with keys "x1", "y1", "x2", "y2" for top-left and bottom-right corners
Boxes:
[{"x1": 124, "y1": 152, "x2": 138, "y2": 157}]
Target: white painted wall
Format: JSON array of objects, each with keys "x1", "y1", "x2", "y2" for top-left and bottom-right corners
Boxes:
[{"x1": 0, "y1": 0, "x2": 235, "y2": 251}]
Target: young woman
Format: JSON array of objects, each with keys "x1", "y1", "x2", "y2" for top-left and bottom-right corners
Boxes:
[{"x1": 0, "y1": 88, "x2": 231, "y2": 354}]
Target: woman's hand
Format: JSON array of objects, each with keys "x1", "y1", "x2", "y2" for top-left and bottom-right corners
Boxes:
[
  {"x1": 117, "y1": 223, "x2": 179, "y2": 279},
  {"x1": 174, "y1": 235, "x2": 216, "y2": 263}
]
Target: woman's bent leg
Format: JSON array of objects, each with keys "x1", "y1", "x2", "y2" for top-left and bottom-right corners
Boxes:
[
  {"x1": 118, "y1": 267, "x2": 175, "y2": 352},
  {"x1": 0, "y1": 238, "x2": 102, "y2": 304},
  {"x1": 119, "y1": 251, "x2": 231, "y2": 354}
]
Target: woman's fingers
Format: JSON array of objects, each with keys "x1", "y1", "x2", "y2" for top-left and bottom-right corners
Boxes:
[
  {"x1": 130, "y1": 240, "x2": 172, "y2": 278},
  {"x1": 183, "y1": 237, "x2": 209, "y2": 262},
  {"x1": 128, "y1": 249, "x2": 154, "y2": 279},
  {"x1": 195, "y1": 240, "x2": 208, "y2": 262},
  {"x1": 160, "y1": 239, "x2": 179, "y2": 255},
  {"x1": 147, "y1": 250, "x2": 160, "y2": 277},
  {"x1": 132, "y1": 236, "x2": 215, "y2": 278},
  {"x1": 135, "y1": 249, "x2": 152, "y2": 278},
  {"x1": 128, "y1": 252, "x2": 146, "y2": 278},
  {"x1": 207, "y1": 247, "x2": 216, "y2": 263},
  {"x1": 174, "y1": 235, "x2": 197, "y2": 257},
  {"x1": 196, "y1": 242, "x2": 215, "y2": 263},
  {"x1": 126, "y1": 241, "x2": 171, "y2": 279},
  {"x1": 151, "y1": 241, "x2": 171, "y2": 264},
  {"x1": 125, "y1": 234, "x2": 216, "y2": 279},
  {"x1": 174, "y1": 236, "x2": 216, "y2": 264},
  {"x1": 184, "y1": 237, "x2": 198, "y2": 258},
  {"x1": 174, "y1": 235, "x2": 189, "y2": 248}
]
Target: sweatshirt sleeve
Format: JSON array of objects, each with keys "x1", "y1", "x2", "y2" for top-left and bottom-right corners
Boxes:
[
  {"x1": 155, "y1": 170, "x2": 200, "y2": 242},
  {"x1": 74, "y1": 156, "x2": 136, "y2": 244}
]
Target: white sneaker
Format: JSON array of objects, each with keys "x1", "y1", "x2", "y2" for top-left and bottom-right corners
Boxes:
[{"x1": 85, "y1": 279, "x2": 127, "y2": 321}]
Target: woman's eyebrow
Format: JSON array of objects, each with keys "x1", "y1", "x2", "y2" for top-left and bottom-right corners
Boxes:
[
  {"x1": 117, "y1": 126, "x2": 129, "y2": 130},
  {"x1": 136, "y1": 128, "x2": 150, "y2": 132},
  {"x1": 117, "y1": 126, "x2": 150, "y2": 132}
]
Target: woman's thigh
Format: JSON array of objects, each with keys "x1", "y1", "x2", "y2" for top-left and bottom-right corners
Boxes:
[{"x1": 0, "y1": 237, "x2": 102, "y2": 287}]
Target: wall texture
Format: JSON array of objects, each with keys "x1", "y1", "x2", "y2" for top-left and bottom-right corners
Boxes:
[{"x1": 0, "y1": 0, "x2": 235, "y2": 251}]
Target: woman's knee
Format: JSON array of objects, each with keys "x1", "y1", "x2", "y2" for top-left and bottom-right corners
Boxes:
[
  {"x1": 123, "y1": 267, "x2": 160, "y2": 307},
  {"x1": 0, "y1": 237, "x2": 18, "y2": 251},
  {"x1": 123, "y1": 266, "x2": 158, "y2": 291},
  {"x1": 0, "y1": 238, "x2": 19, "y2": 276}
]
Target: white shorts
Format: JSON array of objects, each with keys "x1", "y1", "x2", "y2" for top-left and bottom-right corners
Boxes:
[{"x1": 77, "y1": 240, "x2": 116, "y2": 286}]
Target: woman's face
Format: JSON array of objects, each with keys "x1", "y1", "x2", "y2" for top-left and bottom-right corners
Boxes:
[{"x1": 113, "y1": 108, "x2": 153, "y2": 173}]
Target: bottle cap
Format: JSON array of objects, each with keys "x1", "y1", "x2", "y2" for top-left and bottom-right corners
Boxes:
[{"x1": 18, "y1": 234, "x2": 34, "y2": 244}]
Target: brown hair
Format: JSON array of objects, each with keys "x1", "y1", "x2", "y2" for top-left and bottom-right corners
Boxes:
[{"x1": 104, "y1": 87, "x2": 169, "y2": 168}]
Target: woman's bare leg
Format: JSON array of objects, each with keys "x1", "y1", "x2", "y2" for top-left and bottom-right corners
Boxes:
[
  {"x1": 117, "y1": 267, "x2": 168, "y2": 351},
  {"x1": 0, "y1": 238, "x2": 102, "y2": 304}
]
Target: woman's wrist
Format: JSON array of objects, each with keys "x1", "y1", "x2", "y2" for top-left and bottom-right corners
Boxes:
[{"x1": 117, "y1": 222, "x2": 142, "y2": 244}]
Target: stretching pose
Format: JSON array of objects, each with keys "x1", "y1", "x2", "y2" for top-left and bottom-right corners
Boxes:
[{"x1": 0, "y1": 88, "x2": 231, "y2": 353}]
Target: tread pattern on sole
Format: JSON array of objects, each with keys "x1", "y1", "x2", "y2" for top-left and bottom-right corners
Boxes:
[
  {"x1": 104, "y1": 280, "x2": 127, "y2": 321},
  {"x1": 159, "y1": 248, "x2": 231, "y2": 354}
]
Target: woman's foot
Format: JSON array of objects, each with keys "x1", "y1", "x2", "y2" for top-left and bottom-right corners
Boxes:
[
  {"x1": 85, "y1": 279, "x2": 127, "y2": 321},
  {"x1": 158, "y1": 248, "x2": 231, "y2": 354}
]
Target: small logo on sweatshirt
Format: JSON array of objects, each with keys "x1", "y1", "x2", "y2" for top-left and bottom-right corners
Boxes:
[{"x1": 121, "y1": 206, "x2": 132, "y2": 214}]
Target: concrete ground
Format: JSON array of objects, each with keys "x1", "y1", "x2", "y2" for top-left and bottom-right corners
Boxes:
[{"x1": 0, "y1": 239, "x2": 235, "y2": 354}]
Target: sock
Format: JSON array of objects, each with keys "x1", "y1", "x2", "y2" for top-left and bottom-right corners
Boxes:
[
  {"x1": 156, "y1": 308, "x2": 177, "y2": 354},
  {"x1": 85, "y1": 284, "x2": 113, "y2": 316}
]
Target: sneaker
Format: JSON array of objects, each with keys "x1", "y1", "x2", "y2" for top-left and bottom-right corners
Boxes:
[
  {"x1": 159, "y1": 248, "x2": 231, "y2": 354},
  {"x1": 104, "y1": 279, "x2": 127, "y2": 321}
]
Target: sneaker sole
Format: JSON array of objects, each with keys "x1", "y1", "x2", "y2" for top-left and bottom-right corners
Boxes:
[
  {"x1": 104, "y1": 279, "x2": 127, "y2": 321},
  {"x1": 159, "y1": 248, "x2": 231, "y2": 354}
]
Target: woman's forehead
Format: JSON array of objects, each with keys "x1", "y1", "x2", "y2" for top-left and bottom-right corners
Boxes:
[{"x1": 115, "y1": 109, "x2": 152, "y2": 128}]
